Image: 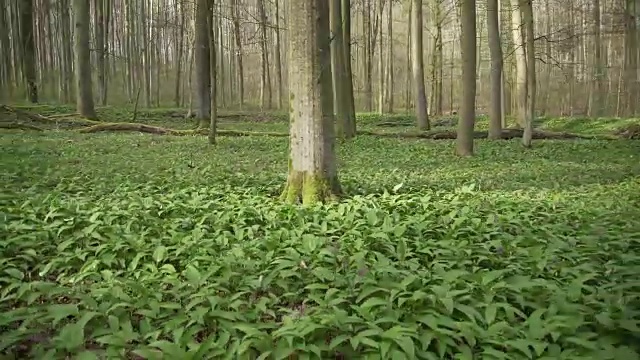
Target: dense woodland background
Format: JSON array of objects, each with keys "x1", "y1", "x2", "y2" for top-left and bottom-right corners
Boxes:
[{"x1": 1, "y1": 0, "x2": 638, "y2": 119}]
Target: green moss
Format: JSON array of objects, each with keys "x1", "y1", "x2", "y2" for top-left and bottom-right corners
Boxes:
[{"x1": 280, "y1": 170, "x2": 341, "y2": 205}]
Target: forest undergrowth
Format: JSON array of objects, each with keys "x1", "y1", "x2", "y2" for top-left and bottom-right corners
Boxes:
[{"x1": 1, "y1": 107, "x2": 640, "y2": 359}]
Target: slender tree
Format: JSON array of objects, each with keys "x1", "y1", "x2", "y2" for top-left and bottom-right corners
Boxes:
[
  {"x1": 194, "y1": 0, "x2": 211, "y2": 127},
  {"x1": 412, "y1": 0, "x2": 429, "y2": 130},
  {"x1": 19, "y1": 0, "x2": 38, "y2": 103},
  {"x1": 457, "y1": 0, "x2": 476, "y2": 156},
  {"x1": 487, "y1": 0, "x2": 503, "y2": 139},
  {"x1": 73, "y1": 0, "x2": 96, "y2": 119},
  {"x1": 330, "y1": 0, "x2": 352, "y2": 138}
]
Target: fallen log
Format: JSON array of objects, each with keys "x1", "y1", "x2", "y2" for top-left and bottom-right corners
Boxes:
[{"x1": 358, "y1": 128, "x2": 618, "y2": 140}]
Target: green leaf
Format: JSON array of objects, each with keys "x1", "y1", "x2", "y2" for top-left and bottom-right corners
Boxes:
[
  {"x1": 485, "y1": 303, "x2": 498, "y2": 325},
  {"x1": 48, "y1": 304, "x2": 79, "y2": 326},
  {"x1": 184, "y1": 265, "x2": 202, "y2": 285},
  {"x1": 57, "y1": 323, "x2": 85, "y2": 351},
  {"x1": 75, "y1": 351, "x2": 99, "y2": 360},
  {"x1": 153, "y1": 245, "x2": 167, "y2": 262},
  {"x1": 4, "y1": 268, "x2": 24, "y2": 280}
]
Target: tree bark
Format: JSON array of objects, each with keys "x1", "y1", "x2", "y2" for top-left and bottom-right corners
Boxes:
[
  {"x1": 194, "y1": 0, "x2": 211, "y2": 126},
  {"x1": 257, "y1": 0, "x2": 272, "y2": 110},
  {"x1": 510, "y1": 0, "x2": 527, "y2": 128},
  {"x1": 19, "y1": 0, "x2": 38, "y2": 103},
  {"x1": 411, "y1": 0, "x2": 429, "y2": 130},
  {"x1": 209, "y1": 0, "x2": 217, "y2": 144},
  {"x1": 282, "y1": 0, "x2": 341, "y2": 204},
  {"x1": 457, "y1": 0, "x2": 476, "y2": 156},
  {"x1": 520, "y1": 0, "x2": 535, "y2": 147},
  {"x1": 231, "y1": 0, "x2": 244, "y2": 108},
  {"x1": 342, "y1": 0, "x2": 357, "y2": 135},
  {"x1": 487, "y1": 0, "x2": 503, "y2": 139},
  {"x1": 72, "y1": 0, "x2": 96, "y2": 119},
  {"x1": 330, "y1": 0, "x2": 352, "y2": 139}
]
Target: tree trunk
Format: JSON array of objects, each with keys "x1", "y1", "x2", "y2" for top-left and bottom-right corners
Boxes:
[
  {"x1": 73, "y1": 0, "x2": 96, "y2": 119},
  {"x1": 457, "y1": 0, "x2": 476, "y2": 156},
  {"x1": 342, "y1": 0, "x2": 357, "y2": 135},
  {"x1": 510, "y1": 0, "x2": 527, "y2": 128},
  {"x1": 95, "y1": 0, "x2": 107, "y2": 105},
  {"x1": 330, "y1": 0, "x2": 353, "y2": 139},
  {"x1": 209, "y1": 0, "x2": 217, "y2": 144},
  {"x1": 590, "y1": 0, "x2": 604, "y2": 117},
  {"x1": 231, "y1": 0, "x2": 244, "y2": 108},
  {"x1": 274, "y1": 0, "x2": 284, "y2": 110},
  {"x1": 520, "y1": 0, "x2": 535, "y2": 147},
  {"x1": 377, "y1": 0, "x2": 385, "y2": 114},
  {"x1": 411, "y1": 0, "x2": 429, "y2": 130},
  {"x1": 194, "y1": 0, "x2": 211, "y2": 126},
  {"x1": 257, "y1": 0, "x2": 272, "y2": 110},
  {"x1": 19, "y1": 0, "x2": 38, "y2": 103},
  {"x1": 487, "y1": 0, "x2": 503, "y2": 139},
  {"x1": 282, "y1": 0, "x2": 341, "y2": 205},
  {"x1": 385, "y1": 0, "x2": 394, "y2": 113}
]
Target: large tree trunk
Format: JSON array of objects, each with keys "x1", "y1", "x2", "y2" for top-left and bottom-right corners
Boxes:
[
  {"x1": 19, "y1": 0, "x2": 38, "y2": 103},
  {"x1": 411, "y1": 0, "x2": 429, "y2": 130},
  {"x1": 73, "y1": 0, "x2": 96, "y2": 119},
  {"x1": 510, "y1": 0, "x2": 527, "y2": 128},
  {"x1": 282, "y1": 0, "x2": 341, "y2": 205},
  {"x1": 487, "y1": 0, "x2": 503, "y2": 139},
  {"x1": 194, "y1": 0, "x2": 211, "y2": 127},
  {"x1": 457, "y1": 0, "x2": 476, "y2": 156},
  {"x1": 521, "y1": 0, "x2": 535, "y2": 147}
]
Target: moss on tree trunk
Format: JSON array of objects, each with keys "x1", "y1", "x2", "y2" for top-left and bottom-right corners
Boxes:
[{"x1": 281, "y1": 170, "x2": 341, "y2": 204}]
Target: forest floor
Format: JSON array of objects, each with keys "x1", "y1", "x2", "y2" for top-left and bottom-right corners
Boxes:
[{"x1": 1, "y1": 105, "x2": 640, "y2": 359}]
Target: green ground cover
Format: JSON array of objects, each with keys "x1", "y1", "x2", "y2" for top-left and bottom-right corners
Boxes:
[{"x1": 1, "y1": 107, "x2": 639, "y2": 359}]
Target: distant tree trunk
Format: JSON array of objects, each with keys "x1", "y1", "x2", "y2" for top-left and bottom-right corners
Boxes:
[
  {"x1": 95, "y1": 0, "x2": 107, "y2": 105},
  {"x1": 209, "y1": 0, "x2": 217, "y2": 144},
  {"x1": 257, "y1": 0, "x2": 272, "y2": 110},
  {"x1": 590, "y1": 0, "x2": 603, "y2": 117},
  {"x1": 457, "y1": 0, "x2": 476, "y2": 156},
  {"x1": 19, "y1": 0, "x2": 38, "y2": 103},
  {"x1": 72, "y1": 0, "x2": 97, "y2": 119},
  {"x1": 363, "y1": 0, "x2": 373, "y2": 111},
  {"x1": 405, "y1": 0, "x2": 412, "y2": 112},
  {"x1": 521, "y1": 0, "x2": 535, "y2": 147},
  {"x1": 174, "y1": 0, "x2": 185, "y2": 107},
  {"x1": 487, "y1": 0, "x2": 503, "y2": 139},
  {"x1": 60, "y1": 0, "x2": 73, "y2": 103},
  {"x1": 274, "y1": 0, "x2": 284, "y2": 110},
  {"x1": 231, "y1": 0, "x2": 244, "y2": 108},
  {"x1": 510, "y1": 0, "x2": 527, "y2": 128},
  {"x1": 195, "y1": 0, "x2": 211, "y2": 127},
  {"x1": 377, "y1": 0, "x2": 385, "y2": 114},
  {"x1": 411, "y1": 0, "x2": 429, "y2": 130},
  {"x1": 385, "y1": 0, "x2": 394, "y2": 113},
  {"x1": 624, "y1": 0, "x2": 637, "y2": 116},
  {"x1": 0, "y1": 3, "x2": 12, "y2": 100},
  {"x1": 342, "y1": 0, "x2": 357, "y2": 134},
  {"x1": 282, "y1": 0, "x2": 341, "y2": 204},
  {"x1": 330, "y1": 0, "x2": 353, "y2": 139}
]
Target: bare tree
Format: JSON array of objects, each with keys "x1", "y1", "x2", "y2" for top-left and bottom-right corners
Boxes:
[
  {"x1": 457, "y1": 0, "x2": 476, "y2": 156},
  {"x1": 487, "y1": 0, "x2": 503, "y2": 139},
  {"x1": 412, "y1": 0, "x2": 429, "y2": 130},
  {"x1": 72, "y1": 0, "x2": 96, "y2": 119}
]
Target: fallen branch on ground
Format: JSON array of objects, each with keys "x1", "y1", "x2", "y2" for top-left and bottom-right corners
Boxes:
[
  {"x1": 359, "y1": 128, "x2": 618, "y2": 140},
  {"x1": 0, "y1": 105, "x2": 624, "y2": 141}
]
